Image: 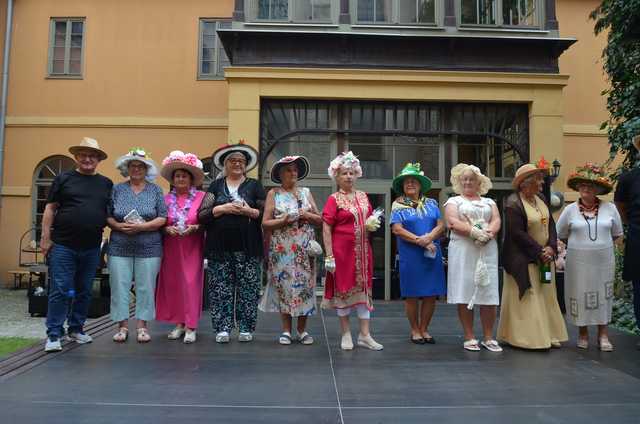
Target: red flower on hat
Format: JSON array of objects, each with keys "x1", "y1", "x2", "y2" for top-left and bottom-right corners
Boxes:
[{"x1": 536, "y1": 156, "x2": 550, "y2": 170}]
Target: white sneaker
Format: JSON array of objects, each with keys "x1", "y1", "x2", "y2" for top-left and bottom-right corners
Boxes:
[
  {"x1": 168, "y1": 327, "x2": 185, "y2": 340},
  {"x1": 215, "y1": 331, "x2": 230, "y2": 343},
  {"x1": 238, "y1": 332, "x2": 253, "y2": 342},
  {"x1": 68, "y1": 332, "x2": 93, "y2": 344},
  {"x1": 357, "y1": 334, "x2": 383, "y2": 351},
  {"x1": 341, "y1": 332, "x2": 353, "y2": 350},
  {"x1": 183, "y1": 330, "x2": 196, "y2": 344},
  {"x1": 44, "y1": 337, "x2": 62, "y2": 353}
]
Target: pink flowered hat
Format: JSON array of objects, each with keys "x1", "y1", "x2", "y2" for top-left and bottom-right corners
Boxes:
[{"x1": 160, "y1": 150, "x2": 205, "y2": 186}]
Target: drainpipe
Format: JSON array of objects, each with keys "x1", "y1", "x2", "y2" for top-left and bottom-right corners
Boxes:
[{"x1": 0, "y1": 0, "x2": 14, "y2": 209}]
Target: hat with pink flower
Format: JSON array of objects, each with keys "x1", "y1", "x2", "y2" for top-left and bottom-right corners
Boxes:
[{"x1": 160, "y1": 151, "x2": 205, "y2": 186}]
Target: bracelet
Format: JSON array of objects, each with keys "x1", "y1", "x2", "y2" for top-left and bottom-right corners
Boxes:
[{"x1": 325, "y1": 255, "x2": 334, "y2": 259}]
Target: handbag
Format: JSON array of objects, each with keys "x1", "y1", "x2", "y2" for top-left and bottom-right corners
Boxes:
[{"x1": 306, "y1": 239, "x2": 323, "y2": 257}]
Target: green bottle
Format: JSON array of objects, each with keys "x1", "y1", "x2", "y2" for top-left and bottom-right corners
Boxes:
[{"x1": 539, "y1": 261, "x2": 552, "y2": 284}]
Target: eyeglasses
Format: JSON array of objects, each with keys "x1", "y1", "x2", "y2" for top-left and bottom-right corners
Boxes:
[
  {"x1": 228, "y1": 159, "x2": 246, "y2": 165},
  {"x1": 76, "y1": 152, "x2": 100, "y2": 160}
]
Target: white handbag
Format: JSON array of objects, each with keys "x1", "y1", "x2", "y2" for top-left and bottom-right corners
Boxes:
[{"x1": 306, "y1": 239, "x2": 323, "y2": 257}]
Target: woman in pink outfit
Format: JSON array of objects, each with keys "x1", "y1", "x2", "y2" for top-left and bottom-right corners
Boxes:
[{"x1": 155, "y1": 151, "x2": 206, "y2": 344}]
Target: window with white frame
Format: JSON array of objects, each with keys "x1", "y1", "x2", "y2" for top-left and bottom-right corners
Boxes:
[
  {"x1": 248, "y1": 0, "x2": 333, "y2": 22},
  {"x1": 460, "y1": 0, "x2": 539, "y2": 27},
  {"x1": 48, "y1": 18, "x2": 84, "y2": 77},
  {"x1": 356, "y1": 0, "x2": 437, "y2": 25},
  {"x1": 199, "y1": 20, "x2": 231, "y2": 79}
]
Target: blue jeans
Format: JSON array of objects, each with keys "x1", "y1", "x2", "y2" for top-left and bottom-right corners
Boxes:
[{"x1": 46, "y1": 243, "x2": 101, "y2": 339}]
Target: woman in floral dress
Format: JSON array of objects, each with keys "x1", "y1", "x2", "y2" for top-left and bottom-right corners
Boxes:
[{"x1": 259, "y1": 156, "x2": 322, "y2": 345}]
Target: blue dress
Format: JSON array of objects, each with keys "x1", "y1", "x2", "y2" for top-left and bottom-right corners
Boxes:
[{"x1": 390, "y1": 197, "x2": 446, "y2": 298}]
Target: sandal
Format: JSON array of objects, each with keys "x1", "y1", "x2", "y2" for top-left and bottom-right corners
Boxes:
[
  {"x1": 168, "y1": 326, "x2": 185, "y2": 340},
  {"x1": 215, "y1": 331, "x2": 230, "y2": 343},
  {"x1": 136, "y1": 327, "x2": 151, "y2": 343},
  {"x1": 112, "y1": 327, "x2": 128, "y2": 343},
  {"x1": 463, "y1": 338, "x2": 480, "y2": 351},
  {"x1": 298, "y1": 331, "x2": 314, "y2": 345},
  {"x1": 481, "y1": 339, "x2": 503, "y2": 352},
  {"x1": 576, "y1": 338, "x2": 589, "y2": 350},
  {"x1": 598, "y1": 338, "x2": 614, "y2": 352},
  {"x1": 279, "y1": 332, "x2": 292, "y2": 345}
]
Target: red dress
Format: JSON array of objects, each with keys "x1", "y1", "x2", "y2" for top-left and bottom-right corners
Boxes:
[{"x1": 321, "y1": 190, "x2": 373, "y2": 310}]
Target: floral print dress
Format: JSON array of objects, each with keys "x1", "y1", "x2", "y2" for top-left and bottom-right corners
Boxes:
[{"x1": 259, "y1": 188, "x2": 317, "y2": 317}]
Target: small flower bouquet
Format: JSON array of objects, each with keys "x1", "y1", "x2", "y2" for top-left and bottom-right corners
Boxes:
[{"x1": 365, "y1": 207, "x2": 384, "y2": 232}]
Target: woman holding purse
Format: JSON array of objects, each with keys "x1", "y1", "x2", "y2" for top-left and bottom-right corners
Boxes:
[{"x1": 259, "y1": 156, "x2": 322, "y2": 345}]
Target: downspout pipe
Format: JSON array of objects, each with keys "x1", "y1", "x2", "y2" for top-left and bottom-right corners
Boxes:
[{"x1": 0, "y1": 0, "x2": 14, "y2": 209}]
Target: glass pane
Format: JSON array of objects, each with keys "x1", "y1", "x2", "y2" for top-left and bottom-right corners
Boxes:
[
  {"x1": 358, "y1": 0, "x2": 391, "y2": 23},
  {"x1": 53, "y1": 46, "x2": 65, "y2": 61},
  {"x1": 202, "y1": 34, "x2": 216, "y2": 49},
  {"x1": 461, "y1": 0, "x2": 495, "y2": 25},
  {"x1": 218, "y1": 46, "x2": 230, "y2": 74},
  {"x1": 201, "y1": 61, "x2": 212, "y2": 75},
  {"x1": 417, "y1": 0, "x2": 436, "y2": 23},
  {"x1": 348, "y1": 135, "x2": 393, "y2": 179},
  {"x1": 71, "y1": 21, "x2": 83, "y2": 34},
  {"x1": 71, "y1": 35, "x2": 82, "y2": 47},
  {"x1": 54, "y1": 32, "x2": 66, "y2": 46},
  {"x1": 55, "y1": 21, "x2": 67, "y2": 36},
  {"x1": 202, "y1": 21, "x2": 216, "y2": 36},
  {"x1": 394, "y1": 138, "x2": 440, "y2": 181},
  {"x1": 295, "y1": 0, "x2": 331, "y2": 21},
  {"x1": 503, "y1": 0, "x2": 537, "y2": 26},
  {"x1": 257, "y1": 0, "x2": 288, "y2": 20},
  {"x1": 69, "y1": 60, "x2": 81, "y2": 74},
  {"x1": 52, "y1": 60, "x2": 65, "y2": 73},
  {"x1": 264, "y1": 134, "x2": 334, "y2": 179},
  {"x1": 202, "y1": 47, "x2": 214, "y2": 61},
  {"x1": 70, "y1": 47, "x2": 82, "y2": 61}
]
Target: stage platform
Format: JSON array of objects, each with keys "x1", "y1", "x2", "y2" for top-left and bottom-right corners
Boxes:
[{"x1": 1, "y1": 302, "x2": 639, "y2": 424}]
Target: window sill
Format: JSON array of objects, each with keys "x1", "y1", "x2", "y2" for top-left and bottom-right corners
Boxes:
[
  {"x1": 197, "y1": 76, "x2": 227, "y2": 81},
  {"x1": 46, "y1": 75, "x2": 83, "y2": 80},
  {"x1": 244, "y1": 22, "x2": 339, "y2": 28},
  {"x1": 458, "y1": 26, "x2": 549, "y2": 34},
  {"x1": 352, "y1": 24, "x2": 444, "y2": 30}
]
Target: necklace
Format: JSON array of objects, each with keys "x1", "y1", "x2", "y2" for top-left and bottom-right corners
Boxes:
[
  {"x1": 168, "y1": 186, "x2": 196, "y2": 231},
  {"x1": 522, "y1": 194, "x2": 549, "y2": 235},
  {"x1": 578, "y1": 198, "x2": 599, "y2": 241}
]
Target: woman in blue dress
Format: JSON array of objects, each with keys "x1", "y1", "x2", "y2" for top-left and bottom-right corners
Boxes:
[{"x1": 390, "y1": 163, "x2": 446, "y2": 344}]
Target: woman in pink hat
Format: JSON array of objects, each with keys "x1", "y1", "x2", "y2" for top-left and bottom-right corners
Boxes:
[{"x1": 155, "y1": 151, "x2": 206, "y2": 344}]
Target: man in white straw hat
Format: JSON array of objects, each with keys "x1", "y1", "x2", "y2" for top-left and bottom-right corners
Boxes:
[
  {"x1": 40, "y1": 137, "x2": 113, "y2": 352},
  {"x1": 614, "y1": 133, "x2": 640, "y2": 350}
]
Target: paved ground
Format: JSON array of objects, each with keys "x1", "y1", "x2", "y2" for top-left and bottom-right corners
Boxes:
[
  {"x1": 1, "y1": 302, "x2": 639, "y2": 424},
  {"x1": 0, "y1": 289, "x2": 45, "y2": 338}
]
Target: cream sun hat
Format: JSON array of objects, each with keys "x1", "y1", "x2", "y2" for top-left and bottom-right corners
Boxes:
[
  {"x1": 114, "y1": 147, "x2": 158, "y2": 183},
  {"x1": 68, "y1": 137, "x2": 108, "y2": 161},
  {"x1": 450, "y1": 163, "x2": 492, "y2": 195}
]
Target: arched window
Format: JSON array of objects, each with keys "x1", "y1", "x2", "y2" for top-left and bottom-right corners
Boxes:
[{"x1": 32, "y1": 155, "x2": 75, "y2": 238}]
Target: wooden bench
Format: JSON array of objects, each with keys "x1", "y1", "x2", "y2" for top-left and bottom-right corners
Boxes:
[{"x1": 7, "y1": 270, "x2": 31, "y2": 289}]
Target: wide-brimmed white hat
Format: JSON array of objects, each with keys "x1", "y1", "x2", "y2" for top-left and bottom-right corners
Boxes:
[
  {"x1": 68, "y1": 137, "x2": 108, "y2": 161},
  {"x1": 270, "y1": 156, "x2": 310, "y2": 184},
  {"x1": 114, "y1": 148, "x2": 158, "y2": 182},
  {"x1": 450, "y1": 163, "x2": 492, "y2": 195},
  {"x1": 212, "y1": 143, "x2": 258, "y2": 172},
  {"x1": 160, "y1": 151, "x2": 205, "y2": 186}
]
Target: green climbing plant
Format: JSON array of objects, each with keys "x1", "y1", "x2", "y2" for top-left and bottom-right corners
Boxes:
[{"x1": 590, "y1": 0, "x2": 640, "y2": 172}]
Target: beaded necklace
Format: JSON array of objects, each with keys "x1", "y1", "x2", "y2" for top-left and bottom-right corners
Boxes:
[
  {"x1": 168, "y1": 186, "x2": 196, "y2": 231},
  {"x1": 578, "y1": 198, "x2": 600, "y2": 241}
]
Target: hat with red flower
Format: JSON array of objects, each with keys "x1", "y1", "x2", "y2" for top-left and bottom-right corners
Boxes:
[
  {"x1": 566, "y1": 162, "x2": 613, "y2": 195},
  {"x1": 160, "y1": 151, "x2": 205, "y2": 186}
]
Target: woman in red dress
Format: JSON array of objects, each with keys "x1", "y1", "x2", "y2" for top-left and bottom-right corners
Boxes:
[{"x1": 322, "y1": 151, "x2": 383, "y2": 351}]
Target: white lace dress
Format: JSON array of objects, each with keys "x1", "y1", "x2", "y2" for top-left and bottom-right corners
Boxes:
[{"x1": 444, "y1": 196, "x2": 500, "y2": 305}]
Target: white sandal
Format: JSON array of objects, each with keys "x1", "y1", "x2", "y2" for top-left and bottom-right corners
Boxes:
[
  {"x1": 112, "y1": 327, "x2": 128, "y2": 343},
  {"x1": 168, "y1": 326, "x2": 185, "y2": 340},
  {"x1": 279, "y1": 332, "x2": 292, "y2": 345},
  {"x1": 215, "y1": 331, "x2": 230, "y2": 343},
  {"x1": 598, "y1": 338, "x2": 614, "y2": 352},
  {"x1": 481, "y1": 339, "x2": 503, "y2": 352},
  {"x1": 463, "y1": 339, "x2": 481, "y2": 351}
]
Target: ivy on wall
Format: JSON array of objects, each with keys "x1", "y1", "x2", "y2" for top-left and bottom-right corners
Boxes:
[{"x1": 590, "y1": 0, "x2": 640, "y2": 171}]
